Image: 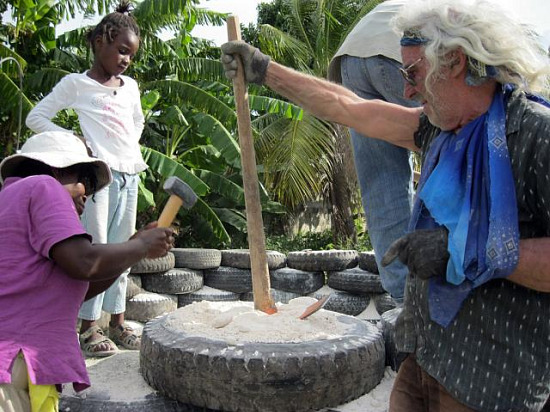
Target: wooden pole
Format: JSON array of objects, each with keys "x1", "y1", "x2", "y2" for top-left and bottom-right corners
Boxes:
[{"x1": 226, "y1": 16, "x2": 276, "y2": 314}]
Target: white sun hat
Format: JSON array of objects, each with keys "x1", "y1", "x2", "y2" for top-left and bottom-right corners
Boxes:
[{"x1": 0, "y1": 131, "x2": 112, "y2": 193}]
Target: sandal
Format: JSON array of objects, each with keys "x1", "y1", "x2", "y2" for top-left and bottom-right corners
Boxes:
[
  {"x1": 109, "y1": 324, "x2": 141, "y2": 350},
  {"x1": 79, "y1": 325, "x2": 118, "y2": 358}
]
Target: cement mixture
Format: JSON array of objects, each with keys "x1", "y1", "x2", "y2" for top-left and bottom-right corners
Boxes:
[
  {"x1": 70, "y1": 297, "x2": 395, "y2": 410},
  {"x1": 165, "y1": 297, "x2": 354, "y2": 344}
]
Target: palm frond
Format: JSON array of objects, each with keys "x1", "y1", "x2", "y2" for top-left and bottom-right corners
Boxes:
[
  {"x1": 141, "y1": 146, "x2": 209, "y2": 196},
  {"x1": 258, "y1": 24, "x2": 312, "y2": 73},
  {"x1": 137, "y1": 34, "x2": 180, "y2": 63},
  {"x1": 193, "y1": 113, "x2": 241, "y2": 169},
  {"x1": 193, "y1": 8, "x2": 227, "y2": 27},
  {"x1": 0, "y1": 46, "x2": 27, "y2": 76},
  {"x1": 133, "y1": 0, "x2": 190, "y2": 20},
  {"x1": 192, "y1": 198, "x2": 231, "y2": 243},
  {"x1": 25, "y1": 68, "x2": 70, "y2": 96},
  {"x1": 51, "y1": 49, "x2": 88, "y2": 72},
  {"x1": 137, "y1": 178, "x2": 156, "y2": 211},
  {"x1": 55, "y1": 26, "x2": 89, "y2": 51},
  {"x1": 287, "y1": 0, "x2": 315, "y2": 51},
  {"x1": 144, "y1": 79, "x2": 237, "y2": 126},
  {"x1": 257, "y1": 113, "x2": 334, "y2": 208},
  {"x1": 175, "y1": 58, "x2": 225, "y2": 83},
  {"x1": 53, "y1": 0, "x2": 119, "y2": 21},
  {"x1": 197, "y1": 169, "x2": 245, "y2": 206},
  {"x1": 211, "y1": 207, "x2": 247, "y2": 232},
  {"x1": 248, "y1": 95, "x2": 303, "y2": 120},
  {"x1": 0, "y1": 72, "x2": 33, "y2": 117},
  {"x1": 332, "y1": 0, "x2": 384, "y2": 52}
]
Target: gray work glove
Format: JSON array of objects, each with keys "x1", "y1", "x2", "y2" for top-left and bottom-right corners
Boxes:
[
  {"x1": 220, "y1": 40, "x2": 271, "y2": 85},
  {"x1": 381, "y1": 227, "x2": 449, "y2": 280}
]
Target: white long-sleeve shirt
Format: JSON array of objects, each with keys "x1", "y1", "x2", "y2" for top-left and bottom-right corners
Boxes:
[{"x1": 26, "y1": 72, "x2": 147, "y2": 174}]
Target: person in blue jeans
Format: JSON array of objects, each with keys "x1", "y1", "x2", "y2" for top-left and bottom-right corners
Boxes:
[{"x1": 328, "y1": 0, "x2": 418, "y2": 303}]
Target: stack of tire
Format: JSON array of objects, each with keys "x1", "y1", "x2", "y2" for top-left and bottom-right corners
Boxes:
[
  {"x1": 128, "y1": 248, "x2": 401, "y2": 371},
  {"x1": 62, "y1": 248, "x2": 403, "y2": 412},
  {"x1": 206, "y1": 249, "x2": 401, "y2": 372},
  {"x1": 286, "y1": 250, "x2": 386, "y2": 316},
  {"x1": 126, "y1": 249, "x2": 222, "y2": 323},
  {"x1": 145, "y1": 248, "x2": 400, "y2": 319}
]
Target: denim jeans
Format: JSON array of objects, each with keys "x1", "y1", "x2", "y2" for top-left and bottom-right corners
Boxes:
[
  {"x1": 78, "y1": 170, "x2": 139, "y2": 320},
  {"x1": 341, "y1": 55, "x2": 419, "y2": 301}
]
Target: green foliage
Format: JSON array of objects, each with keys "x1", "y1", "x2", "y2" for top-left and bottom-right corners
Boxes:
[
  {"x1": 264, "y1": 216, "x2": 373, "y2": 254},
  {"x1": 0, "y1": 0, "x2": 374, "y2": 249},
  {"x1": 264, "y1": 227, "x2": 372, "y2": 254},
  {"x1": 265, "y1": 230, "x2": 334, "y2": 254}
]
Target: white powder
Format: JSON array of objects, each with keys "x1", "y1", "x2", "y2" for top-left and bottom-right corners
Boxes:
[
  {"x1": 66, "y1": 352, "x2": 157, "y2": 401},
  {"x1": 335, "y1": 367, "x2": 396, "y2": 411},
  {"x1": 164, "y1": 297, "x2": 353, "y2": 344},
  {"x1": 73, "y1": 298, "x2": 396, "y2": 409},
  {"x1": 356, "y1": 299, "x2": 381, "y2": 321}
]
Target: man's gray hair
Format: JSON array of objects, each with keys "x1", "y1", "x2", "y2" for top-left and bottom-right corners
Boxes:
[{"x1": 393, "y1": 0, "x2": 550, "y2": 94}]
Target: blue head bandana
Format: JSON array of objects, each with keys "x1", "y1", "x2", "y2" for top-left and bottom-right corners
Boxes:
[
  {"x1": 400, "y1": 28, "x2": 429, "y2": 46},
  {"x1": 400, "y1": 29, "x2": 497, "y2": 85}
]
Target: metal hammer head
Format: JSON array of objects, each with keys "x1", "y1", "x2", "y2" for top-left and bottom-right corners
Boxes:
[{"x1": 163, "y1": 176, "x2": 198, "y2": 209}]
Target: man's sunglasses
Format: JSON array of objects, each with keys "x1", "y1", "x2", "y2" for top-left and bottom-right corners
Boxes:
[{"x1": 399, "y1": 57, "x2": 423, "y2": 87}]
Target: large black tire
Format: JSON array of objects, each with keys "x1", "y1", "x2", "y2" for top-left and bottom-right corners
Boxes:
[
  {"x1": 126, "y1": 275, "x2": 143, "y2": 300},
  {"x1": 177, "y1": 286, "x2": 241, "y2": 308},
  {"x1": 141, "y1": 268, "x2": 204, "y2": 295},
  {"x1": 172, "y1": 248, "x2": 222, "y2": 270},
  {"x1": 204, "y1": 266, "x2": 252, "y2": 293},
  {"x1": 269, "y1": 267, "x2": 325, "y2": 294},
  {"x1": 310, "y1": 286, "x2": 370, "y2": 316},
  {"x1": 125, "y1": 292, "x2": 177, "y2": 323},
  {"x1": 131, "y1": 252, "x2": 175, "y2": 274},
  {"x1": 221, "y1": 249, "x2": 286, "y2": 270},
  {"x1": 240, "y1": 288, "x2": 303, "y2": 304},
  {"x1": 358, "y1": 251, "x2": 379, "y2": 274},
  {"x1": 327, "y1": 268, "x2": 385, "y2": 294},
  {"x1": 59, "y1": 352, "x2": 194, "y2": 412},
  {"x1": 140, "y1": 310, "x2": 385, "y2": 412},
  {"x1": 373, "y1": 293, "x2": 397, "y2": 315},
  {"x1": 286, "y1": 250, "x2": 358, "y2": 272}
]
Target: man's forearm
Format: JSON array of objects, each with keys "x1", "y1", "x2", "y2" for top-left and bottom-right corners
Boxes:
[
  {"x1": 264, "y1": 61, "x2": 421, "y2": 150},
  {"x1": 265, "y1": 61, "x2": 364, "y2": 124},
  {"x1": 507, "y1": 238, "x2": 550, "y2": 292}
]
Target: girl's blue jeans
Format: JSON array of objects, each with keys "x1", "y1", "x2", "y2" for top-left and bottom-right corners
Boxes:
[{"x1": 78, "y1": 170, "x2": 139, "y2": 320}]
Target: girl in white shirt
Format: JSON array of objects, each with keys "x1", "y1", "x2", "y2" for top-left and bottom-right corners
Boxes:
[{"x1": 26, "y1": 1, "x2": 145, "y2": 357}]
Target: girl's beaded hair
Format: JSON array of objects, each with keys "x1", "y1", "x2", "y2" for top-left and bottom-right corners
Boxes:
[{"x1": 87, "y1": 0, "x2": 140, "y2": 52}]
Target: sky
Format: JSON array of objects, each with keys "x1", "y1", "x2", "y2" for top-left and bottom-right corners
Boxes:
[
  {"x1": 193, "y1": 0, "x2": 550, "y2": 48},
  {"x1": 4, "y1": 0, "x2": 549, "y2": 48}
]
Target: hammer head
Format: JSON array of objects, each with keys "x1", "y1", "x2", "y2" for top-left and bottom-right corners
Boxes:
[{"x1": 163, "y1": 176, "x2": 198, "y2": 209}]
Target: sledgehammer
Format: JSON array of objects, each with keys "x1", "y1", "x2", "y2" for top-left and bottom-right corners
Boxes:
[{"x1": 157, "y1": 176, "x2": 198, "y2": 228}]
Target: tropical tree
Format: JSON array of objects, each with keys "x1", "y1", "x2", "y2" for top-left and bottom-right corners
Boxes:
[
  {"x1": 0, "y1": 0, "x2": 301, "y2": 248},
  {"x1": 244, "y1": 0, "x2": 384, "y2": 245}
]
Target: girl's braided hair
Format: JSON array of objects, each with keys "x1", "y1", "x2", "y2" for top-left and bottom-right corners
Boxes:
[{"x1": 87, "y1": 0, "x2": 140, "y2": 52}]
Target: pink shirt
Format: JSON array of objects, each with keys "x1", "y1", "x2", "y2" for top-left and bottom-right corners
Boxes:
[{"x1": 0, "y1": 175, "x2": 91, "y2": 391}]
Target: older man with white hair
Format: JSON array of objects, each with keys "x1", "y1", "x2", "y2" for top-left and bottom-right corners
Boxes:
[{"x1": 221, "y1": 0, "x2": 550, "y2": 409}]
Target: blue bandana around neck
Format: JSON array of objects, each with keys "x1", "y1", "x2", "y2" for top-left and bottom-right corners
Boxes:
[{"x1": 409, "y1": 85, "x2": 527, "y2": 327}]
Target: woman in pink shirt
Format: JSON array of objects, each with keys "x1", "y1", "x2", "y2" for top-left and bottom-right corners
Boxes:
[{"x1": 0, "y1": 131, "x2": 174, "y2": 412}]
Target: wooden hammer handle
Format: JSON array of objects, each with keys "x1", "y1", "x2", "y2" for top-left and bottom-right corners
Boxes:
[
  {"x1": 158, "y1": 195, "x2": 183, "y2": 228},
  {"x1": 227, "y1": 16, "x2": 276, "y2": 314}
]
